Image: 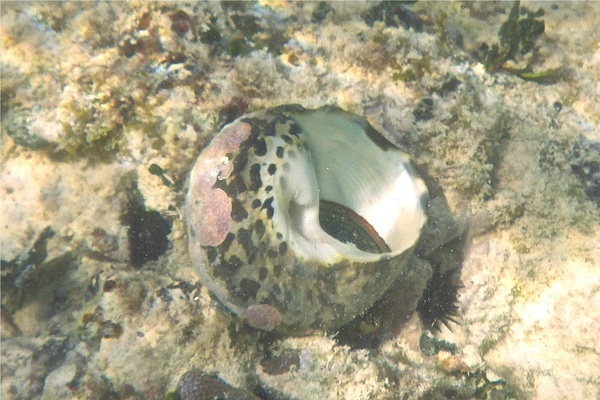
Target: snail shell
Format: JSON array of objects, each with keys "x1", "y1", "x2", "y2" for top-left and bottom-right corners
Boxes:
[{"x1": 186, "y1": 105, "x2": 428, "y2": 333}]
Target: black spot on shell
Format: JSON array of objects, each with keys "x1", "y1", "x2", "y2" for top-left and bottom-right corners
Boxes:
[
  {"x1": 251, "y1": 199, "x2": 262, "y2": 209},
  {"x1": 276, "y1": 146, "x2": 284, "y2": 158},
  {"x1": 281, "y1": 134, "x2": 293, "y2": 145},
  {"x1": 261, "y1": 196, "x2": 274, "y2": 219},
  {"x1": 217, "y1": 255, "x2": 243, "y2": 278},
  {"x1": 248, "y1": 250, "x2": 258, "y2": 264},
  {"x1": 276, "y1": 232, "x2": 283, "y2": 240},
  {"x1": 263, "y1": 128, "x2": 276, "y2": 137},
  {"x1": 231, "y1": 149, "x2": 248, "y2": 175},
  {"x1": 230, "y1": 198, "x2": 248, "y2": 222},
  {"x1": 206, "y1": 247, "x2": 219, "y2": 264},
  {"x1": 237, "y1": 228, "x2": 254, "y2": 259},
  {"x1": 259, "y1": 267, "x2": 268, "y2": 280},
  {"x1": 261, "y1": 117, "x2": 289, "y2": 137},
  {"x1": 249, "y1": 163, "x2": 262, "y2": 191},
  {"x1": 226, "y1": 175, "x2": 247, "y2": 196},
  {"x1": 238, "y1": 278, "x2": 261, "y2": 301},
  {"x1": 253, "y1": 137, "x2": 267, "y2": 156},
  {"x1": 265, "y1": 185, "x2": 273, "y2": 193},
  {"x1": 273, "y1": 263, "x2": 283, "y2": 278},
  {"x1": 226, "y1": 256, "x2": 243, "y2": 271},
  {"x1": 268, "y1": 164, "x2": 277, "y2": 175},
  {"x1": 220, "y1": 233, "x2": 235, "y2": 252},
  {"x1": 288, "y1": 122, "x2": 302, "y2": 136},
  {"x1": 245, "y1": 117, "x2": 269, "y2": 138},
  {"x1": 279, "y1": 242, "x2": 288, "y2": 255},
  {"x1": 212, "y1": 178, "x2": 227, "y2": 191},
  {"x1": 254, "y1": 219, "x2": 265, "y2": 238},
  {"x1": 272, "y1": 283, "x2": 281, "y2": 295}
]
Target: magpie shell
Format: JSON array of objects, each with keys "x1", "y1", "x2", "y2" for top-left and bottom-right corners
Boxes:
[{"x1": 186, "y1": 105, "x2": 428, "y2": 333}]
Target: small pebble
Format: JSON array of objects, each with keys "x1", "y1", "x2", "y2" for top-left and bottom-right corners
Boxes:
[
  {"x1": 260, "y1": 349, "x2": 300, "y2": 375},
  {"x1": 178, "y1": 370, "x2": 259, "y2": 400}
]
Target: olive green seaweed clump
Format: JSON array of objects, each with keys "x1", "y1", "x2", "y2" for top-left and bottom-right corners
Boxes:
[{"x1": 482, "y1": 0, "x2": 560, "y2": 83}]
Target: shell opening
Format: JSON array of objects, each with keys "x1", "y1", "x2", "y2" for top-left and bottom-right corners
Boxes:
[
  {"x1": 318, "y1": 199, "x2": 391, "y2": 254},
  {"x1": 289, "y1": 108, "x2": 428, "y2": 257}
]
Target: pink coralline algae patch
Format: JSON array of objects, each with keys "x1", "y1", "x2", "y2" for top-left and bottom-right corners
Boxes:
[
  {"x1": 187, "y1": 122, "x2": 251, "y2": 246},
  {"x1": 241, "y1": 304, "x2": 282, "y2": 331}
]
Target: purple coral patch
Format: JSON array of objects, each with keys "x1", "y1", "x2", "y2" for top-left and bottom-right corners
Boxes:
[
  {"x1": 187, "y1": 122, "x2": 251, "y2": 246},
  {"x1": 241, "y1": 304, "x2": 282, "y2": 331}
]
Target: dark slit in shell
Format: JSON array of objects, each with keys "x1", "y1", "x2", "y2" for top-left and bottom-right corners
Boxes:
[{"x1": 318, "y1": 199, "x2": 391, "y2": 254}]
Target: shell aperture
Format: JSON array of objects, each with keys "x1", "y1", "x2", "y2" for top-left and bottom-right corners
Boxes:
[
  {"x1": 186, "y1": 104, "x2": 428, "y2": 333},
  {"x1": 318, "y1": 199, "x2": 391, "y2": 254}
]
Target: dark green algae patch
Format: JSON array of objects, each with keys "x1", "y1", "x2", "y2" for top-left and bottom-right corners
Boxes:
[{"x1": 480, "y1": 0, "x2": 561, "y2": 83}]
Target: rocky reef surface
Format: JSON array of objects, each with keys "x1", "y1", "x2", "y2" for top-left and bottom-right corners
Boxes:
[{"x1": 1, "y1": 2, "x2": 599, "y2": 399}]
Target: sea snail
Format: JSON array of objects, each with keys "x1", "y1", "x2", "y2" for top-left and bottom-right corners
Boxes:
[{"x1": 186, "y1": 104, "x2": 429, "y2": 334}]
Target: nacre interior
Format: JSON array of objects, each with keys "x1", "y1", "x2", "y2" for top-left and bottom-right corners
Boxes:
[{"x1": 186, "y1": 104, "x2": 428, "y2": 333}]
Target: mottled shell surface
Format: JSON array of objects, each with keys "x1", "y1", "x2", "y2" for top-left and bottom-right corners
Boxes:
[{"x1": 186, "y1": 105, "x2": 428, "y2": 334}]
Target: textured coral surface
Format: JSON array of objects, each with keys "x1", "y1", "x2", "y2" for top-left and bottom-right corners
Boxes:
[{"x1": 1, "y1": 2, "x2": 599, "y2": 399}]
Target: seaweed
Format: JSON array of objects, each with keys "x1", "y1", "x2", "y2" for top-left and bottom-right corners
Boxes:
[
  {"x1": 1, "y1": 227, "x2": 77, "y2": 335},
  {"x1": 390, "y1": 55, "x2": 432, "y2": 82},
  {"x1": 362, "y1": 1, "x2": 425, "y2": 32},
  {"x1": 148, "y1": 163, "x2": 174, "y2": 187},
  {"x1": 413, "y1": 97, "x2": 434, "y2": 121},
  {"x1": 311, "y1": 2, "x2": 333, "y2": 23},
  {"x1": 121, "y1": 183, "x2": 172, "y2": 268},
  {"x1": 198, "y1": 7, "x2": 289, "y2": 58},
  {"x1": 55, "y1": 92, "x2": 135, "y2": 162},
  {"x1": 482, "y1": 1, "x2": 559, "y2": 82}
]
